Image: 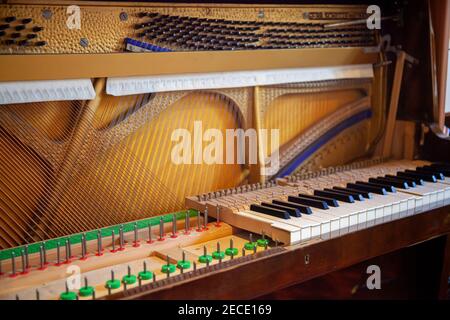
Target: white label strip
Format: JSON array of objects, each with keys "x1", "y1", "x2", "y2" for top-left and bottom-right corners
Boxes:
[
  {"x1": 106, "y1": 64, "x2": 374, "y2": 96},
  {"x1": 0, "y1": 79, "x2": 96, "y2": 105}
]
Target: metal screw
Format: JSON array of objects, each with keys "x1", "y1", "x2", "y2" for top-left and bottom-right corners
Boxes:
[
  {"x1": 80, "y1": 38, "x2": 89, "y2": 48},
  {"x1": 119, "y1": 12, "x2": 128, "y2": 21},
  {"x1": 42, "y1": 9, "x2": 52, "y2": 20},
  {"x1": 304, "y1": 254, "x2": 310, "y2": 265}
]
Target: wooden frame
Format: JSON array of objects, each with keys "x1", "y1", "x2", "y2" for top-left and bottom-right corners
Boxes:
[{"x1": 0, "y1": 48, "x2": 378, "y2": 81}]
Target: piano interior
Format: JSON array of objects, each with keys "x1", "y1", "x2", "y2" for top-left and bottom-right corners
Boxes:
[{"x1": 0, "y1": 0, "x2": 449, "y2": 301}]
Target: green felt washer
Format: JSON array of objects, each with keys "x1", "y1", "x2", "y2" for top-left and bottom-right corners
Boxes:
[
  {"x1": 198, "y1": 255, "x2": 212, "y2": 263},
  {"x1": 105, "y1": 279, "x2": 121, "y2": 289},
  {"x1": 138, "y1": 271, "x2": 153, "y2": 280},
  {"x1": 257, "y1": 238, "x2": 269, "y2": 247},
  {"x1": 225, "y1": 247, "x2": 238, "y2": 256},
  {"x1": 122, "y1": 274, "x2": 137, "y2": 285},
  {"x1": 244, "y1": 242, "x2": 257, "y2": 250},
  {"x1": 161, "y1": 264, "x2": 176, "y2": 274},
  {"x1": 79, "y1": 286, "x2": 94, "y2": 297},
  {"x1": 60, "y1": 291, "x2": 77, "y2": 300},
  {"x1": 177, "y1": 260, "x2": 191, "y2": 270},
  {"x1": 212, "y1": 251, "x2": 225, "y2": 260}
]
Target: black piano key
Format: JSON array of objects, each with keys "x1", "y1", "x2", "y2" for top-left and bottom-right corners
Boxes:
[
  {"x1": 415, "y1": 167, "x2": 445, "y2": 180},
  {"x1": 356, "y1": 181, "x2": 396, "y2": 193},
  {"x1": 4, "y1": 17, "x2": 16, "y2": 23},
  {"x1": 371, "y1": 177, "x2": 409, "y2": 189},
  {"x1": 249, "y1": 204, "x2": 290, "y2": 219},
  {"x1": 297, "y1": 193, "x2": 339, "y2": 207},
  {"x1": 424, "y1": 165, "x2": 450, "y2": 177},
  {"x1": 430, "y1": 162, "x2": 450, "y2": 170},
  {"x1": 347, "y1": 183, "x2": 387, "y2": 195},
  {"x1": 288, "y1": 196, "x2": 329, "y2": 210},
  {"x1": 325, "y1": 188, "x2": 364, "y2": 201},
  {"x1": 333, "y1": 186, "x2": 372, "y2": 199},
  {"x1": 381, "y1": 175, "x2": 416, "y2": 188},
  {"x1": 272, "y1": 200, "x2": 312, "y2": 214},
  {"x1": 400, "y1": 170, "x2": 437, "y2": 183},
  {"x1": 390, "y1": 173, "x2": 423, "y2": 186},
  {"x1": 314, "y1": 190, "x2": 354, "y2": 203},
  {"x1": 260, "y1": 202, "x2": 301, "y2": 217}
]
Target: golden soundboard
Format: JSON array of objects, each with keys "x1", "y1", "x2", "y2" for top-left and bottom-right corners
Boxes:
[{"x1": 0, "y1": 0, "x2": 449, "y2": 300}]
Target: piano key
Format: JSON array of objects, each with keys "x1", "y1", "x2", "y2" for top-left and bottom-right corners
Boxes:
[
  {"x1": 326, "y1": 188, "x2": 364, "y2": 201},
  {"x1": 297, "y1": 193, "x2": 339, "y2": 207},
  {"x1": 243, "y1": 209, "x2": 320, "y2": 240},
  {"x1": 271, "y1": 200, "x2": 312, "y2": 214},
  {"x1": 260, "y1": 202, "x2": 301, "y2": 217},
  {"x1": 235, "y1": 210, "x2": 305, "y2": 243},
  {"x1": 370, "y1": 177, "x2": 409, "y2": 189},
  {"x1": 423, "y1": 165, "x2": 450, "y2": 177},
  {"x1": 382, "y1": 175, "x2": 416, "y2": 188},
  {"x1": 387, "y1": 174, "x2": 423, "y2": 186},
  {"x1": 415, "y1": 167, "x2": 445, "y2": 180},
  {"x1": 333, "y1": 186, "x2": 372, "y2": 199},
  {"x1": 314, "y1": 189, "x2": 355, "y2": 203},
  {"x1": 401, "y1": 170, "x2": 437, "y2": 183},
  {"x1": 249, "y1": 204, "x2": 290, "y2": 219},
  {"x1": 347, "y1": 182, "x2": 387, "y2": 195},
  {"x1": 288, "y1": 195, "x2": 329, "y2": 210},
  {"x1": 357, "y1": 181, "x2": 396, "y2": 193},
  {"x1": 430, "y1": 162, "x2": 450, "y2": 170}
]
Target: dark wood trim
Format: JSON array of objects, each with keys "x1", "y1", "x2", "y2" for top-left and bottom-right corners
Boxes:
[{"x1": 438, "y1": 234, "x2": 450, "y2": 299}]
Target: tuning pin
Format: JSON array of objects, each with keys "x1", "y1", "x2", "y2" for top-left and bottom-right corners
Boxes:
[
  {"x1": 133, "y1": 222, "x2": 140, "y2": 247},
  {"x1": 171, "y1": 214, "x2": 178, "y2": 238},
  {"x1": 203, "y1": 207, "x2": 209, "y2": 229},
  {"x1": 9, "y1": 252, "x2": 16, "y2": 278},
  {"x1": 96, "y1": 230, "x2": 103, "y2": 256},
  {"x1": 242, "y1": 248, "x2": 246, "y2": 256},
  {"x1": 196, "y1": 210, "x2": 202, "y2": 232},
  {"x1": 0, "y1": 257, "x2": 2, "y2": 275},
  {"x1": 80, "y1": 234, "x2": 88, "y2": 259},
  {"x1": 64, "y1": 239, "x2": 70, "y2": 263},
  {"x1": 36, "y1": 289, "x2": 40, "y2": 300},
  {"x1": 42, "y1": 242, "x2": 48, "y2": 266},
  {"x1": 56, "y1": 242, "x2": 62, "y2": 266},
  {"x1": 159, "y1": 218, "x2": 165, "y2": 241},
  {"x1": 111, "y1": 230, "x2": 117, "y2": 253},
  {"x1": 153, "y1": 272, "x2": 156, "y2": 283},
  {"x1": 184, "y1": 211, "x2": 190, "y2": 234},
  {"x1": 24, "y1": 245, "x2": 29, "y2": 269},
  {"x1": 118, "y1": 225, "x2": 125, "y2": 251},
  {"x1": 15, "y1": 294, "x2": 19, "y2": 300},
  {"x1": 147, "y1": 223, "x2": 154, "y2": 244},
  {"x1": 215, "y1": 205, "x2": 221, "y2": 227}
]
